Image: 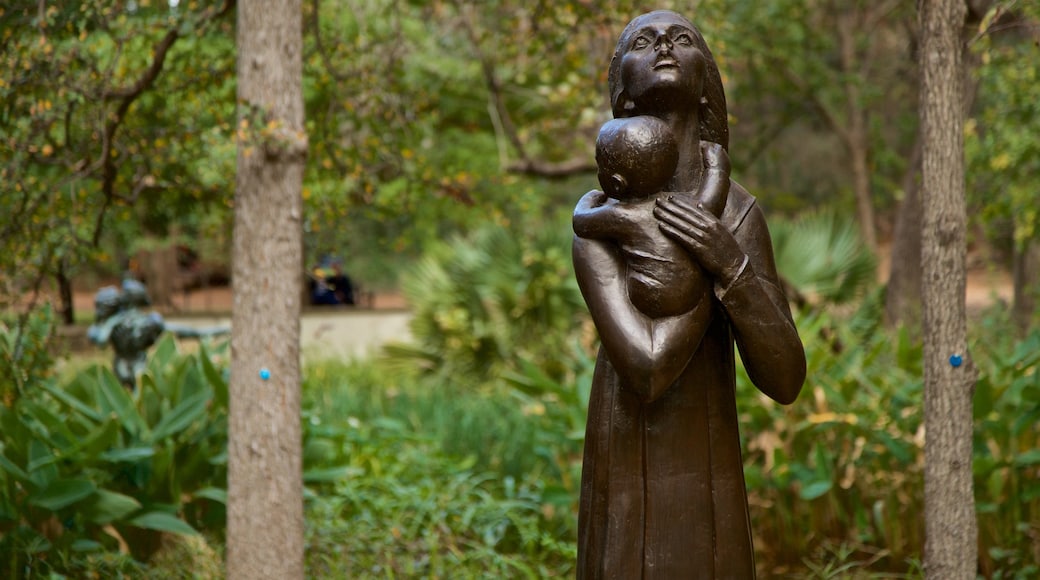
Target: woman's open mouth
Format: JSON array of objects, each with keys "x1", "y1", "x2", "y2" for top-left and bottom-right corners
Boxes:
[{"x1": 653, "y1": 59, "x2": 678, "y2": 69}]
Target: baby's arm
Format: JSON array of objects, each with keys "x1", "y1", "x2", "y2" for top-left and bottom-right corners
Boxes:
[
  {"x1": 697, "y1": 141, "x2": 731, "y2": 217},
  {"x1": 573, "y1": 190, "x2": 624, "y2": 239}
]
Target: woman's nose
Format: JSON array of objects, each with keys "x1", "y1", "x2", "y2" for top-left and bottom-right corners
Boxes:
[{"x1": 654, "y1": 36, "x2": 673, "y2": 52}]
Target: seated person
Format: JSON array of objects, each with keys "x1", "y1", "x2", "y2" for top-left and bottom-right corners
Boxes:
[
  {"x1": 309, "y1": 265, "x2": 339, "y2": 305},
  {"x1": 325, "y1": 262, "x2": 355, "y2": 306},
  {"x1": 573, "y1": 115, "x2": 729, "y2": 318}
]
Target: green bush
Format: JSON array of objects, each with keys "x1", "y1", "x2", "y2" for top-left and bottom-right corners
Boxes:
[
  {"x1": 0, "y1": 334, "x2": 230, "y2": 576},
  {"x1": 303, "y1": 414, "x2": 575, "y2": 578},
  {"x1": 738, "y1": 305, "x2": 1040, "y2": 577},
  {"x1": 1, "y1": 305, "x2": 57, "y2": 407},
  {"x1": 388, "y1": 221, "x2": 586, "y2": 383}
]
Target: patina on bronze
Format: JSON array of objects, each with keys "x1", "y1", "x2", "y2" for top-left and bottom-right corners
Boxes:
[
  {"x1": 88, "y1": 278, "x2": 228, "y2": 388},
  {"x1": 572, "y1": 10, "x2": 806, "y2": 578}
]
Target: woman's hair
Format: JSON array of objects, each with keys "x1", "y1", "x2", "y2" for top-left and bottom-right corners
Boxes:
[{"x1": 607, "y1": 10, "x2": 729, "y2": 151}]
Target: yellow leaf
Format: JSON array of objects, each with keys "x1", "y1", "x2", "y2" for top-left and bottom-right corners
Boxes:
[{"x1": 990, "y1": 152, "x2": 1011, "y2": 170}]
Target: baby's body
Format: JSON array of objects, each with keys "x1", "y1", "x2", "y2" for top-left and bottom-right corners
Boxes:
[{"x1": 574, "y1": 116, "x2": 729, "y2": 318}]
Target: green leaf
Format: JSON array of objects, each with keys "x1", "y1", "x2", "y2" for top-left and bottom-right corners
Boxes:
[
  {"x1": 81, "y1": 490, "x2": 142, "y2": 524},
  {"x1": 149, "y1": 334, "x2": 179, "y2": 373},
  {"x1": 20, "y1": 400, "x2": 77, "y2": 445},
  {"x1": 27, "y1": 439, "x2": 58, "y2": 489},
  {"x1": 100, "y1": 447, "x2": 156, "y2": 463},
  {"x1": 66, "y1": 418, "x2": 120, "y2": 461},
  {"x1": 128, "y1": 511, "x2": 199, "y2": 536},
  {"x1": 199, "y1": 342, "x2": 229, "y2": 409},
  {"x1": 149, "y1": 389, "x2": 210, "y2": 441},
  {"x1": 192, "y1": 487, "x2": 227, "y2": 504},
  {"x1": 96, "y1": 367, "x2": 148, "y2": 437},
  {"x1": 71, "y1": 539, "x2": 104, "y2": 552},
  {"x1": 1014, "y1": 449, "x2": 1040, "y2": 466},
  {"x1": 0, "y1": 452, "x2": 30, "y2": 483},
  {"x1": 38, "y1": 382, "x2": 103, "y2": 424},
  {"x1": 303, "y1": 466, "x2": 362, "y2": 483},
  {"x1": 800, "y1": 479, "x2": 833, "y2": 501},
  {"x1": 30, "y1": 478, "x2": 97, "y2": 511}
]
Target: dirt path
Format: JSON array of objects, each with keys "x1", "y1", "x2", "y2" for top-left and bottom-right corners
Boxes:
[
  {"x1": 61, "y1": 265, "x2": 1013, "y2": 361},
  {"x1": 72, "y1": 285, "x2": 408, "y2": 315}
]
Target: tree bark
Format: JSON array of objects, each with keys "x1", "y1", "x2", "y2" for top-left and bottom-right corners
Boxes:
[
  {"x1": 837, "y1": 8, "x2": 879, "y2": 254},
  {"x1": 919, "y1": 1, "x2": 978, "y2": 578},
  {"x1": 227, "y1": 0, "x2": 307, "y2": 578},
  {"x1": 885, "y1": 137, "x2": 923, "y2": 328},
  {"x1": 1012, "y1": 240, "x2": 1040, "y2": 335},
  {"x1": 56, "y1": 258, "x2": 75, "y2": 325}
]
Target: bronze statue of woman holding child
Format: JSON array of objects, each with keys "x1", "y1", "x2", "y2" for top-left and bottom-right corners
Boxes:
[{"x1": 572, "y1": 10, "x2": 806, "y2": 578}]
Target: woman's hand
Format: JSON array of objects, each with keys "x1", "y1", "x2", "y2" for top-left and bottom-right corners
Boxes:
[{"x1": 654, "y1": 194, "x2": 746, "y2": 287}]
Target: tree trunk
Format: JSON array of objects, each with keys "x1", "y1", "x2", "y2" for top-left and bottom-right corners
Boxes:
[
  {"x1": 885, "y1": 138, "x2": 923, "y2": 328},
  {"x1": 837, "y1": 9, "x2": 878, "y2": 255},
  {"x1": 227, "y1": 0, "x2": 307, "y2": 578},
  {"x1": 850, "y1": 137, "x2": 879, "y2": 254},
  {"x1": 919, "y1": 1, "x2": 978, "y2": 578},
  {"x1": 143, "y1": 244, "x2": 178, "y2": 308},
  {"x1": 1012, "y1": 240, "x2": 1040, "y2": 335},
  {"x1": 56, "y1": 258, "x2": 75, "y2": 325}
]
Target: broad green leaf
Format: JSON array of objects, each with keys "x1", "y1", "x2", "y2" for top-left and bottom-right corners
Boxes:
[
  {"x1": 0, "y1": 452, "x2": 30, "y2": 483},
  {"x1": 1014, "y1": 449, "x2": 1040, "y2": 466},
  {"x1": 38, "y1": 382, "x2": 103, "y2": 424},
  {"x1": 27, "y1": 439, "x2": 58, "y2": 489},
  {"x1": 150, "y1": 389, "x2": 210, "y2": 441},
  {"x1": 128, "y1": 511, "x2": 199, "y2": 536},
  {"x1": 149, "y1": 334, "x2": 179, "y2": 373},
  {"x1": 71, "y1": 539, "x2": 104, "y2": 552},
  {"x1": 96, "y1": 368, "x2": 148, "y2": 437},
  {"x1": 30, "y1": 478, "x2": 97, "y2": 511},
  {"x1": 799, "y1": 479, "x2": 833, "y2": 501},
  {"x1": 199, "y1": 342, "x2": 229, "y2": 409},
  {"x1": 192, "y1": 487, "x2": 228, "y2": 504},
  {"x1": 100, "y1": 447, "x2": 156, "y2": 463},
  {"x1": 20, "y1": 400, "x2": 76, "y2": 446},
  {"x1": 303, "y1": 466, "x2": 363, "y2": 483},
  {"x1": 81, "y1": 490, "x2": 142, "y2": 524},
  {"x1": 66, "y1": 418, "x2": 120, "y2": 462}
]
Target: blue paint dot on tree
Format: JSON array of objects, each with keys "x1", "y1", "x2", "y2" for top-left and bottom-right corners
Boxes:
[
  {"x1": 949, "y1": 354, "x2": 963, "y2": 368},
  {"x1": 259, "y1": 367, "x2": 271, "y2": 380}
]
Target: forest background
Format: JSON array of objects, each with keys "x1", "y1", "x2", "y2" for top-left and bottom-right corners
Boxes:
[{"x1": 2, "y1": 0, "x2": 1039, "y2": 577}]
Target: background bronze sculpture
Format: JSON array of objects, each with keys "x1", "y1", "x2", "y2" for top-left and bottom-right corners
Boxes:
[
  {"x1": 88, "y1": 278, "x2": 228, "y2": 388},
  {"x1": 572, "y1": 11, "x2": 806, "y2": 578}
]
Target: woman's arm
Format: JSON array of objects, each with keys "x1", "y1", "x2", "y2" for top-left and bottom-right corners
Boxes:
[
  {"x1": 573, "y1": 235, "x2": 713, "y2": 402},
  {"x1": 654, "y1": 193, "x2": 805, "y2": 404}
]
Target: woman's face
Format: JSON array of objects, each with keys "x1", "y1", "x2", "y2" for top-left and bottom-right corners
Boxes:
[{"x1": 619, "y1": 15, "x2": 706, "y2": 109}]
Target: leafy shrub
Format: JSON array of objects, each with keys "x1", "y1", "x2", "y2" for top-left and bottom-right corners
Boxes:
[
  {"x1": 0, "y1": 334, "x2": 230, "y2": 575},
  {"x1": 388, "y1": 222, "x2": 586, "y2": 382},
  {"x1": 302, "y1": 399, "x2": 575, "y2": 578},
  {"x1": 1, "y1": 305, "x2": 57, "y2": 407},
  {"x1": 740, "y1": 305, "x2": 1040, "y2": 577},
  {"x1": 971, "y1": 312, "x2": 1040, "y2": 578},
  {"x1": 740, "y1": 308, "x2": 925, "y2": 573},
  {"x1": 770, "y1": 211, "x2": 878, "y2": 306}
]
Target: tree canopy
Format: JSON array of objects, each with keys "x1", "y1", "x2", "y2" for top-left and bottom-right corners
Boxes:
[{"x1": 2, "y1": 0, "x2": 1037, "y2": 310}]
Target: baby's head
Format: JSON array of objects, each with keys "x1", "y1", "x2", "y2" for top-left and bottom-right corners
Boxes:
[{"x1": 596, "y1": 115, "x2": 678, "y2": 200}]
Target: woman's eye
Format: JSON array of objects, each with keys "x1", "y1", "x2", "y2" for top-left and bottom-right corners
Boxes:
[
  {"x1": 632, "y1": 36, "x2": 650, "y2": 49},
  {"x1": 675, "y1": 33, "x2": 693, "y2": 46}
]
